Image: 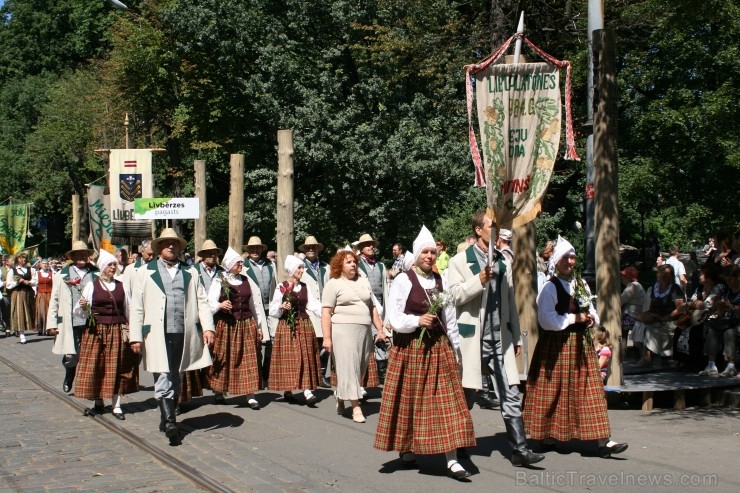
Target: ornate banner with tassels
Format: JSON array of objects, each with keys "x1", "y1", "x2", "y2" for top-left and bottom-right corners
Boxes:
[{"x1": 465, "y1": 34, "x2": 579, "y2": 228}]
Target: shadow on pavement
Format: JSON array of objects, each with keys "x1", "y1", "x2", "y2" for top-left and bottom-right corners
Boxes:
[{"x1": 180, "y1": 412, "x2": 245, "y2": 434}]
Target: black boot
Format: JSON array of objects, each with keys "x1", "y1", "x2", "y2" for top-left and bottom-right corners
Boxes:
[
  {"x1": 158, "y1": 400, "x2": 167, "y2": 432},
  {"x1": 505, "y1": 417, "x2": 545, "y2": 467},
  {"x1": 63, "y1": 366, "x2": 76, "y2": 393},
  {"x1": 159, "y1": 398, "x2": 179, "y2": 443},
  {"x1": 174, "y1": 396, "x2": 181, "y2": 416},
  {"x1": 376, "y1": 359, "x2": 387, "y2": 383},
  {"x1": 478, "y1": 391, "x2": 500, "y2": 409}
]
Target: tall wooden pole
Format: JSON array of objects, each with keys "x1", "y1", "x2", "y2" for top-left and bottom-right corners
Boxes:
[
  {"x1": 513, "y1": 223, "x2": 538, "y2": 376},
  {"x1": 228, "y1": 154, "x2": 245, "y2": 251},
  {"x1": 593, "y1": 29, "x2": 622, "y2": 386},
  {"x1": 276, "y1": 130, "x2": 295, "y2": 281},
  {"x1": 71, "y1": 194, "x2": 80, "y2": 243},
  {"x1": 194, "y1": 159, "x2": 207, "y2": 255}
]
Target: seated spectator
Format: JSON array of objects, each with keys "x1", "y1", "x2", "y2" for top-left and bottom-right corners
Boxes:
[
  {"x1": 709, "y1": 230, "x2": 738, "y2": 276},
  {"x1": 634, "y1": 264, "x2": 684, "y2": 367},
  {"x1": 698, "y1": 265, "x2": 738, "y2": 377},
  {"x1": 620, "y1": 266, "x2": 646, "y2": 346},
  {"x1": 593, "y1": 327, "x2": 612, "y2": 384}
]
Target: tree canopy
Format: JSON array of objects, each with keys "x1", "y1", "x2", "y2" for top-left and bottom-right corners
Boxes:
[{"x1": 0, "y1": 0, "x2": 736, "y2": 258}]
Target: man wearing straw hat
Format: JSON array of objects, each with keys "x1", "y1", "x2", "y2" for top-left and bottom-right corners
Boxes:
[
  {"x1": 356, "y1": 233, "x2": 391, "y2": 381},
  {"x1": 128, "y1": 228, "x2": 215, "y2": 444},
  {"x1": 299, "y1": 235, "x2": 331, "y2": 385},
  {"x1": 47, "y1": 241, "x2": 98, "y2": 393},
  {"x1": 242, "y1": 236, "x2": 277, "y2": 384},
  {"x1": 194, "y1": 239, "x2": 224, "y2": 294}
]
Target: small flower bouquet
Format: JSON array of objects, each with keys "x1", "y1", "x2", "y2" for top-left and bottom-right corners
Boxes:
[
  {"x1": 416, "y1": 288, "x2": 450, "y2": 348},
  {"x1": 279, "y1": 281, "x2": 297, "y2": 337},
  {"x1": 218, "y1": 272, "x2": 232, "y2": 299},
  {"x1": 65, "y1": 277, "x2": 95, "y2": 326},
  {"x1": 574, "y1": 275, "x2": 596, "y2": 342}
]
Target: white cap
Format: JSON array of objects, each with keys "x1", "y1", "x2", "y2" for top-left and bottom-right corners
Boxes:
[
  {"x1": 284, "y1": 255, "x2": 303, "y2": 276},
  {"x1": 550, "y1": 235, "x2": 576, "y2": 269},
  {"x1": 412, "y1": 225, "x2": 437, "y2": 260},
  {"x1": 221, "y1": 247, "x2": 242, "y2": 271},
  {"x1": 97, "y1": 249, "x2": 117, "y2": 272}
]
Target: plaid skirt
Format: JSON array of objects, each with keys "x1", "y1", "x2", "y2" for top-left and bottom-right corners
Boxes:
[
  {"x1": 74, "y1": 323, "x2": 139, "y2": 400},
  {"x1": 374, "y1": 329, "x2": 476, "y2": 455},
  {"x1": 35, "y1": 291, "x2": 51, "y2": 333},
  {"x1": 208, "y1": 317, "x2": 262, "y2": 395},
  {"x1": 330, "y1": 339, "x2": 380, "y2": 389},
  {"x1": 269, "y1": 318, "x2": 321, "y2": 391},
  {"x1": 10, "y1": 289, "x2": 34, "y2": 333},
  {"x1": 523, "y1": 328, "x2": 611, "y2": 441},
  {"x1": 180, "y1": 369, "x2": 207, "y2": 403}
]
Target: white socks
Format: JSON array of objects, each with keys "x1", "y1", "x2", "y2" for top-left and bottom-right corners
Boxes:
[
  {"x1": 303, "y1": 389, "x2": 315, "y2": 399},
  {"x1": 113, "y1": 395, "x2": 123, "y2": 412},
  {"x1": 444, "y1": 450, "x2": 464, "y2": 472}
]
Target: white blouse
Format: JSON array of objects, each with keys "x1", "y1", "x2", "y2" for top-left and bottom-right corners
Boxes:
[
  {"x1": 206, "y1": 274, "x2": 264, "y2": 328},
  {"x1": 537, "y1": 277, "x2": 600, "y2": 331},
  {"x1": 268, "y1": 282, "x2": 321, "y2": 319},
  {"x1": 77, "y1": 278, "x2": 131, "y2": 321},
  {"x1": 386, "y1": 271, "x2": 459, "y2": 349}
]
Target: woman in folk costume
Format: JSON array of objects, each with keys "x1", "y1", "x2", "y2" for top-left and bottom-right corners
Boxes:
[
  {"x1": 523, "y1": 236, "x2": 628, "y2": 457},
  {"x1": 206, "y1": 247, "x2": 264, "y2": 410},
  {"x1": 268, "y1": 255, "x2": 322, "y2": 405},
  {"x1": 5, "y1": 252, "x2": 37, "y2": 344},
  {"x1": 374, "y1": 226, "x2": 475, "y2": 481},
  {"x1": 35, "y1": 259, "x2": 54, "y2": 335},
  {"x1": 75, "y1": 250, "x2": 139, "y2": 419}
]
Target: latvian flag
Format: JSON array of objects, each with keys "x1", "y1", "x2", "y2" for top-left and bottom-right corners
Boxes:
[{"x1": 124, "y1": 160, "x2": 137, "y2": 168}]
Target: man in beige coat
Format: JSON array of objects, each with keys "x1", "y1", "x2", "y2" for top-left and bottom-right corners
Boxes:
[
  {"x1": 447, "y1": 211, "x2": 543, "y2": 467},
  {"x1": 129, "y1": 229, "x2": 215, "y2": 443}
]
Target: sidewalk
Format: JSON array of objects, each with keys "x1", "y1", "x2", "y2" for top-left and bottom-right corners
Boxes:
[{"x1": 1, "y1": 333, "x2": 739, "y2": 492}]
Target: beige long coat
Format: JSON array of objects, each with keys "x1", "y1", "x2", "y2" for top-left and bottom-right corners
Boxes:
[
  {"x1": 128, "y1": 260, "x2": 214, "y2": 373},
  {"x1": 48, "y1": 264, "x2": 99, "y2": 356},
  {"x1": 447, "y1": 246, "x2": 522, "y2": 389}
]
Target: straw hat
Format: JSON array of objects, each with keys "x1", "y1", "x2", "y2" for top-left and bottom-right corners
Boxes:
[
  {"x1": 298, "y1": 236, "x2": 324, "y2": 253},
  {"x1": 197, "y1": 239, "x2": 222, "y2": 257},
  {"x1": 243, "y1": 236, "x2": 267, "y2": 252},
  {"x1": 151, "y1": 228, "x2": 188, "y2": 252},
  {"x1": 356, "y1": 233, "x2": 378, "y2": 248},
  {"x1": 65, "y1": 240, "x2": 95, "y2": 259}
]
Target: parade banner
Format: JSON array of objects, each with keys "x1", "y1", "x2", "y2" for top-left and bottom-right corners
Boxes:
[
  {"x1": 134, "y1": 198, "x2": 200, "y2": 220},
  {"x1": 87, "y1": 184, "x2": 115, "y2": 253},
  {"x1": 465, "y1": 34, "x2": 579, "y2": 228},
  {"x1": 475, "y1": 62, "x2": 560, "y2": 228},
  {"x1": 0, "y1": 204, "x2": 29, "y2": 255},
  {"x1": 109, "y1": 149, "x2": 153, "y2": 241}
]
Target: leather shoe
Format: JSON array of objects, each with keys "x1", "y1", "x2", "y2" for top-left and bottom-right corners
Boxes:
[
  {"x1": 305, "y1": 393, "x2": 318, "y2": 406},
  {"x1": 511, "y1": 449, "x2": 545, "y2": 467},
  {"x1": 63, "y1": 380, "x2": 72, "y2": 393},
  {"x1": 478, "y1": 394, "x2": 500, "y2": 409},
  {"x1": 399, "y1": 452, "x2": 417, "y2": 469},
  {"x1": 112, "y1": 409, "x2": 125, "y2": 420},
  {"x1": 320, "y1": 377, "x2": 332, "y2": 388},
  {"x1": 214, "y1": 393, "x2": 226, "y2": 404},
  {"x1": 247, "y1": 399, "x2": 261, "y2": 410},
  {"x1": 446, "y1": 464, "x2": 472, "y2": 481},
  {"x1": 599, "y1": 442, "x2": 628, "y2": 457},
  {"x1": 283, "y1": 391, "x2": 296, "y2": 403}
]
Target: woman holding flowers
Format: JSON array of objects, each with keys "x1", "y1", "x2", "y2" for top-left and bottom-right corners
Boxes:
[
  {"x1": 321, "y1": 250, "x2": 385, "y2": 423},
  {"x1": 76, "y1": 250, "x2": 139, "y2": 420},
  {"x1": 374, "y1": 226, "x2": 475, "y2": 481},
  {"x1": 206, "y1": 247, "x2": 264, "y2": 409},
  {"x1": 524, "y1": 236, "x2": 628, "y2": 458},
  {"x1": 5, "y1": 252, "x2": 37, "y2": 344},
  {"x1": 268, "y1": 255, "x2": 322, "y2": 405}
]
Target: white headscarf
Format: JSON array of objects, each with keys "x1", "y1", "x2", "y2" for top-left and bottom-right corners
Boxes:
[
  {"x1": 412, "y1": 225, "x2": 437, "y2": 260},
  {"x1": 221, "y1": 247, "x2": 242, "y2": 271},
  {"x1": 549, "y1": 235, "x2": 576, "y2": 271},
  {"x1": 284, "y1": 255, "x2": 303, "y2": 277},
  {"x1": 97, "y1": 249, "x2": 117, "y2": 273},
  {"x1": 402, "y1": 251, "x2": 416, "y2": 271}
]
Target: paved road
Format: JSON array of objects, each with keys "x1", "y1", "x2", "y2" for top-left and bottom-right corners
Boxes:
[{"x1": 1, "y1": 333, "x2": 739, "y2": 492}]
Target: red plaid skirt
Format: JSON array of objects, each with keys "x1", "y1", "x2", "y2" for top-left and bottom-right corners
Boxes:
[
  {"x1": 523, "y1": 329, "x2": 611, "y2": 441},
  {"x1": 330, "y1": 345, "x2": 380, "y2": 388},
  {"x1": 180, "y1": 369, "x2": 207, "y2": 403},
  {"x1": 208, "y1": 317, "x2": 262, "y2": 395},
  {"x1": 374, "y1": 329, "x2": 476, "y2": 455},
  {"x1": 269, "y1": 318, "x2": 321, "y2": 391},
  {"x1": 74, "y1": 323, "x2": 139, "y2": 400}
]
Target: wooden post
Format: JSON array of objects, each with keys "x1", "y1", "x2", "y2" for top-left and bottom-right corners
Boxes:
[
  {"x1": 228, "y1": 154, "x2": 245, "y2": 251},
  {"x1": 593, "y1": 29, "x2": 622, "y2": 387},
  {"x1": 276, "y1": 130, "x2": 295, "y2": 281},
  {"x1": 71, "y1": 194, "x2": 80, "y2": 243},
  {"x1": 194, "y1": 159, "x2": 207, "y2": 255},
  {"x1": 512, "y1": 222, "x2": 538, "y2": 377}
]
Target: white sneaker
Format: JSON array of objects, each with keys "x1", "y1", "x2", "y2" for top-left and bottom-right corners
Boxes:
[
  {"x1": 719, "y1": 367, "x2": 737, "y2": 377},
  {"x1": 698, "y1": 367, "x2": 719, "y2": 376},
  {"x1": 19, "y1": 333, "x2": 26, "y2": 344}
]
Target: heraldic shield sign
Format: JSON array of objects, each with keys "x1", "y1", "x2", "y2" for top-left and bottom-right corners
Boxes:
[{"x1": 108, "y1": 149, "x2": 153, "y2": 241}]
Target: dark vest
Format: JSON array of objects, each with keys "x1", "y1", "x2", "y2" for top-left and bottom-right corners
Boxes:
[
  {"x1": 550, "y1": 276, "x2": 588, "y2": 331},
  {"x1": 217, "y1": 276, "x2": 254, "y2": 321},
  {"x1": 280, "y1": 282, "x2": 310, "y2": 320},
  {"x1": 10, "y1": 266, "x2": 33, "y2": 292},
  {"x1": 405, "y1": 269, "x2": 445, "y2": 333},
  {"x1": 91, "y1": 279, "x2": 127, "y2": 325}
]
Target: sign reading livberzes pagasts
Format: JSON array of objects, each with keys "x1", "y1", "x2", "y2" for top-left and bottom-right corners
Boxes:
[{"x1": 133, "y1": 198, "x2": 200, "y2": 219}]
